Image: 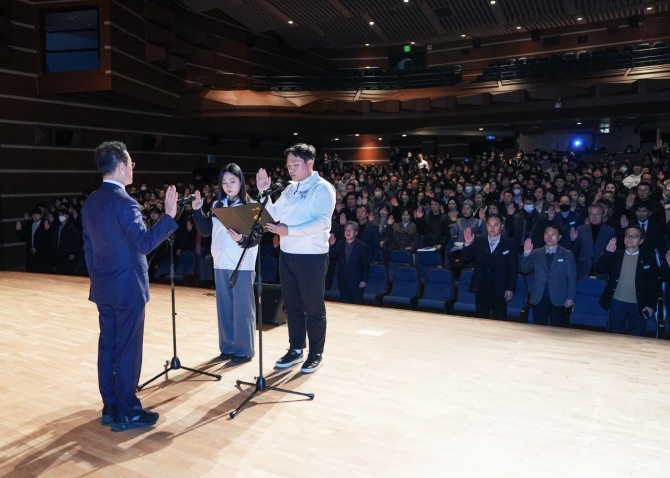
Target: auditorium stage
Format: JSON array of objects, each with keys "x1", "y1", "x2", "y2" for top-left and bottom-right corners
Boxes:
[{"x1": 1, "y1": 271, "x2": 670, "y2": 477}]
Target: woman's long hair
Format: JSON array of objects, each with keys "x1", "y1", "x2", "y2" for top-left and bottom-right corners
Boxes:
[{"x1": 217, "y1": 163, "x2": 253, "y2": 205}]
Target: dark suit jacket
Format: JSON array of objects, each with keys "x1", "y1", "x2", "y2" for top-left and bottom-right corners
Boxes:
[
  {"x1": 460, "y1": 235, "x2": 518, "y2": 297},
  {"x1": 629, "y1": 220, "x2": 664, "y2": 258},
  {"x1": 520, "y1": 246, "x2": 577, "y2": 306},
  {"x1": 511, "y1": 210, "x2": 548, "y2": 250},
  {"x1": 82, "y1": 182, "x2": 178, "y2": 307},
  {"x1": 571, "y1": 223, "x2": 616, "y2": 278},
  {"x1": 551, "y1": 210, "x2": 584, "y2": 249},
  {"x1": 595, "y1": 249, "x2": 659, "y2": 311},
  {"x1": 333, "y1": 239, "x2": 370, "y2": 291}
]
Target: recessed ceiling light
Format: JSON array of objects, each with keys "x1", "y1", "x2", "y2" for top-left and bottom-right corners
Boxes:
[
  {"x1": 490, "y1": 0, "x2": 496, "y2": 4},
  {"x1": 333, "y1": 138, "x2": 339, "y2": 141},
  {"x1": 369, "y1": 21, "x2": 375, "y2": 26},
  {"x1": 378, "y1": 137, "x2": 383, "y2": 141},
  {"x1": 646, "y1": 6, "x2": 653, "y2": 10},
  {"x1": 478, "y1": 127, "x2": 484, "y2": 131},
  {"x1": 288, "y1": 20, "x2": 293, "y2": 24},
  {"x1": 355, "y1": 133, "x2": 360, "y2": 137},
  {"x1": 577, "y1": 16, "x2": 583, "y2": 21},
  {"x1": 410, "y1": 41, "x2": 415, "y2": 45},
  {"x1": 516, "y1": 26, "x2": 522, "y2": 30},
  {"x1": 293, "y1": 132, "x2": 299, "y2": 135},
  {"x1": 576, "y1": 122, "x2": 582, "y2": 125},
  {"x1": 402, "y1": 134, "x2": 407, "y2": 137},
  {"x1": 365, "y1": 43, "x2": 370, "y2": 46},
  {"x1": 461, "y1": 34, "x2": 466, "y2": 38}
]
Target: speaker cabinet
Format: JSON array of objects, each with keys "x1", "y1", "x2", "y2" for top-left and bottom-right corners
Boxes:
[{"x1": 260, "y1": 283, "x2": 287, "y2": 325}]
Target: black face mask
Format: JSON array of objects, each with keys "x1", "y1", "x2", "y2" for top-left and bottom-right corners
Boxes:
[{"x1": 559, "y1": 204, "x2": 571, "y2": 212}]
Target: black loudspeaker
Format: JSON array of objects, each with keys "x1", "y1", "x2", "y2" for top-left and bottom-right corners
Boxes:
[
  {"x1": 531, "y1": 30, "x2": 541, "y2": 41},
  {"x1": 261, "y1": 283, "x2": 287, "y2": 325}
]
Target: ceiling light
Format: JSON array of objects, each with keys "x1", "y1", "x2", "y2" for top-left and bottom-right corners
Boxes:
[
  {"x1": 516, "y1": 26, "x2": 522, "y2": 30},
  {"x1": 378, "y1": 137, "x2": 383, "y2": 141},
  {"x1": 410, "y1": 41, "x2": 415, "y2": 45},
  {"x1": 369, "y1": 21, "x2": 375, "y2": 26},
  {"x1": 333, "y1": 138, "x2": 339, "y2": 141},
  {"x1": 478, "y1": 127, "x2": 484, "y2": 131},
  {"x1": 365, "y1": 43, "x2": 370, "y2": 46},
  {"x1": 355, "y1": 133, "x2": 360, "y2": 137},
  {"x1": 490, "y1": 0, "x2": 496, "y2": 4},
  {"x1": 461, "y1": 34, "x2": 466, "y2": 38},
  {"x1": 293, "y1": 132, "x2": 299, "y2": 135},
  {"x1": 577, "y1": 17, "x2": 583, "y2": 21},
  {"x1": 576, "y1": 122, "x2": 582, "y2": 125},
  {"x1": 288, "y1": 20, "x2": 293, "y2": 24},
  {"x1": 402, "y1": 134, "x2": 407, "y2": 137},
  {"x1": 646, "y1": 6, "x2": 653, "y2": 10}
]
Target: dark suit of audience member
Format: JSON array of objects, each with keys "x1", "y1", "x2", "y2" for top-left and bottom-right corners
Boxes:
[
  {"x1": 510, "y1": 199, "x2": 548, "y2": 253},
  {"x1": 520, "y1": 228, "x2": 577, "y2": 327},
  {"x1": 570, "y1": 204, "x2": 615, "y2": 279},
  {"x1": 333, "y1": 222, "x2": 370, "y2": 304},
  {"x1": 385, "y1": 209, "x2": 420, "y2": 254},
  {"x1": 595, "y1": 229, "x2": 659, "y2": 336},
  {"x1": 460, "y1": 215, "x2": 518, "y2": 320},
  {"x1": 415, "y1": 198, "x2": 450, "y2": 255},
  {"x1": 15, "y1": 210, "x2": 52, "y2": 273},
  {"x1": 550, "y1": 207, "x2": 583, "y2": 249},
  {"x1": 52, "y1": 210, "x2": 83, "y2": 275}
]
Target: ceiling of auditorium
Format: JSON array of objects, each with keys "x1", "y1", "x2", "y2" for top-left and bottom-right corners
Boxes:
[{"x1": 178, "y1": 0, "x2": 670, "y2": 50}]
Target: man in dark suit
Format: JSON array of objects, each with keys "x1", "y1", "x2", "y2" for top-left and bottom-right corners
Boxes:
[
  {"x1": 623, "y1": 203, "x2": 664, "y2": 260},
  {"x1": 461, "y1": 214, "x2": 518, "y2": 320},
  {"x1": 549, "y1": 193, "x2": 584, "y2": 249},
  {"x1": 520, "y1": 224, "x2": 577, "y2": 327},
  {"x1": 15, "y1": 208, "x2": 52, "y2": 273},
  {"x1": 511, "y1": 195, "x2": 548, "y2": 253},
  {"x1": 595, "y1": 226, "x2": 659, "y2": 336},
  {"x1": 570, "y1": 203, "x2": 616, "y2": 279},
  {"x1": 333, "y1": 221, "x2": 370, "y2": 304},
  {"x1": 82, "y1": 141, "x2": 179, "y2": 432}
]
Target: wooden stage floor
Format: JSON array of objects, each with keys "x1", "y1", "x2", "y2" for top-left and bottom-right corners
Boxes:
[{"x1": 1, "y1": 271, "x2": 670, "y2": 477}]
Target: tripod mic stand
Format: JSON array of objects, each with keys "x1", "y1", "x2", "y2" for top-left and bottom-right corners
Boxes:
[
  {"x1": 229, "y1": 195, "x2": 314, "y2": 419},
  {"x1": 138, "y1": 235, "x2": 221, "y2": 391}
]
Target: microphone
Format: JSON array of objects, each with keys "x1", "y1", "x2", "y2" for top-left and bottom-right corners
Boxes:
[
  {"x1": 177, "y1": 194, "x2": 196, "y2": 205},
  {"x1": 258, "y1": 182, "x2": 283, "y2": 199}
]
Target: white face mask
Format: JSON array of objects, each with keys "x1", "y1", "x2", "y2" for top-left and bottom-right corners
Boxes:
[
  {"x1": 374, "y1": 191, "x2": 383, "y2": 198},
  {"x1": 58, "y1": 215, "x2": 66, "y2": 223},
  {"x1": 524, "y1": 205, "x2": 535, "y2": 213}
]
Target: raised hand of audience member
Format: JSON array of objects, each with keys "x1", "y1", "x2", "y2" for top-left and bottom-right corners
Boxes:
[
  {"x1": 523, "y1": 238, "x2": 534, "y2": 256},
  {"x1": 464, "y1": 227, "x2": 474, "y2": 245},
  {"x1": 507, "y1": 202, "x2": 516, "y2": 216},
  {"x1": 478, "y1": 207, "x2": 486, "y2": 219},
  {"x1": 626, "y1": 191, "x2": 636, "y2": 210},
  {"x1": 569, "y1": 227, "x2": 578, "y2": 242},
  {"x1": 339, "y1": 213, "x2": 346, "y2": 225},
  {"x1": 547, "y1": 205, "x2": 556, "y2": 220},
  {"x1": 328, "y1": 233, "x2": 336, "y2": 246},
  {"x1": 387, "y1": 215, "x2": 395, "y2": 225},
  {"x1": 415, "y1": 206, "x2": 424, "y2": 219},
  {"x1": 192, "y1": 190, "x2": 204, "y2": 210},
  {"x1": 605, "y1": 237, "x2": 617, "y2": 253},
  {"x1": 15, "y1": 221, "x2": 22, "y2": 231},
  {"x1": 504, "y1": 290, "x2": 514, "y2": 302},
  {"x1": 620, "y1": 214, "x2": 629, "y2": 229}
]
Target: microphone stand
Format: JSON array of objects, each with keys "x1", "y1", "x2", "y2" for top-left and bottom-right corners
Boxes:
[
  {"x1": 138, "y1": 234, "x2": 222, "y2": 390},
  {"x1": 229, "y1": 192, "x2": 314, "y2": 419}
]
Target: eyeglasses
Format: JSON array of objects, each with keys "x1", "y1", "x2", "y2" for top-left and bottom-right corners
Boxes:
[{"x1": 624, "y1": 234, "x2": 641, "y2": 239}]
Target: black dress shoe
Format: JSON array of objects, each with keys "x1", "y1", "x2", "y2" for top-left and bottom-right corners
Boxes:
[
  {"x1": 219, "y1": 352, "x2": 234, "y2": 361},
  {"x1": 230, "y1": 355, "x2": 252, "y2": 364},
  {"x1": 111, "y1": 410, "x2": 159, "y2": 432},
  {"x1": 101, "y1": 405, "x2": 117, "y2": 426}
]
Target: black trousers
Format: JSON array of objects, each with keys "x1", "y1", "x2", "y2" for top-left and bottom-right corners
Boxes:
[
  {"x1": 532, "y1": 296, "x2": 567, "y2": 327},
  {"x1": 475, "y1": 291, "x2": 507, "y2": 320},
  {"x1": 279, "y1": 251, "x2": 328, "y2": 355}
]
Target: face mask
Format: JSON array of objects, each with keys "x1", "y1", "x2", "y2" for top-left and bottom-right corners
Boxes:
[
  {"x1": 58, "y1": 215, "x2": 66, "y2": 223},
  {"x1": 474, "y1": 185, "x2": 482, "y2": 192},
  {"x1": 513, "y1": 188, "x2": 522, "y2": 195},
  {"x1": 374, "y1": 191, "x2": 383, "y2": 198},
  {"x1": 524, "y1": 205, "x2": 535, "y2": 213},
  {"x1": 559, "y1": 204, "x2": 571, "y2": 212},
  {"x1": 620, "y1": 167, "x2": 628, "y2": 174},
  {"x1": 465, "y1": 186, "x2": 473, "y2": 194},
  {"x1": 140, "y1": 186, "x2": 147, "y2": 191}
]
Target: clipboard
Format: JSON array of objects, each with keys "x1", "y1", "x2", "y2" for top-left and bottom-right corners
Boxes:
[{"x1": 211, "y1": 203, "x2": 275, "y2": 233}]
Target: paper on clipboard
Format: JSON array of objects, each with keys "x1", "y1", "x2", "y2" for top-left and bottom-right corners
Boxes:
[{"x1": 211, "y1": 204, "x2": 275, "y2": 233}]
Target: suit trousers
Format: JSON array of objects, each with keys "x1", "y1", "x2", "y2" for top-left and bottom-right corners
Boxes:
[
  {"x1": 279, "y1": 251, "x2": 328, "y2": 355},
  {"x1": 532, "y1": 296, "x2": 567, "y2": 327},
  {"x1": 475, "y1": 291, "x2": 507, "y2": 320},
  {"x1": 608, "y1": 298, "x2": 645, "y2": 336},
  {"x1": 97, "y1": 303, "x2": 145, "y2": 418}
]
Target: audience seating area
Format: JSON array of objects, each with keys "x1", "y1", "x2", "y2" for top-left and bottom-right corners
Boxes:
[{"x1": 475, "y1": 40, "x2": 670, "y2": 83}]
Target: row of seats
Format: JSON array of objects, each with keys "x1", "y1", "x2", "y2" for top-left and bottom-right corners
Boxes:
[
  {"x1": 325, "y1": 260, "x2": 668, "y2": 338},
  {"x1": 475, "y1": 40, "x2": 670, "y2": 83}
]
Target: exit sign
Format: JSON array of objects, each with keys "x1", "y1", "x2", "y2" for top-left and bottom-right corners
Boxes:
[{"x1": 403, "y1": 45, "x2": 412, "y2": 53}]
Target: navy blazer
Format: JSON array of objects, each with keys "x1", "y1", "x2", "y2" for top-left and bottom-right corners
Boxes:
[
  {"x1": 333, "y1": 239, "x2": 370, "y2": 291},
  {"x1": 460, "y1": 235, "x2": 518, "y2": 297},
  {"x1": 520, "y1": 246, "x2": 577, "y2": 306},
  {"x1": 571, "y1": 222, "x2": 616, "y2": 278},
  {"x1": 595, "y1": 249, "x2": 659, "y2": 311},
  {"x1": 82, "y1": 182, "x2": 178, "y2": 307}
]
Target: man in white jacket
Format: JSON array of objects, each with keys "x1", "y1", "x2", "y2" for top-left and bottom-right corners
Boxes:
[{"x1": 256, "y1": 144, "x2": 336, "y2": 373}]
